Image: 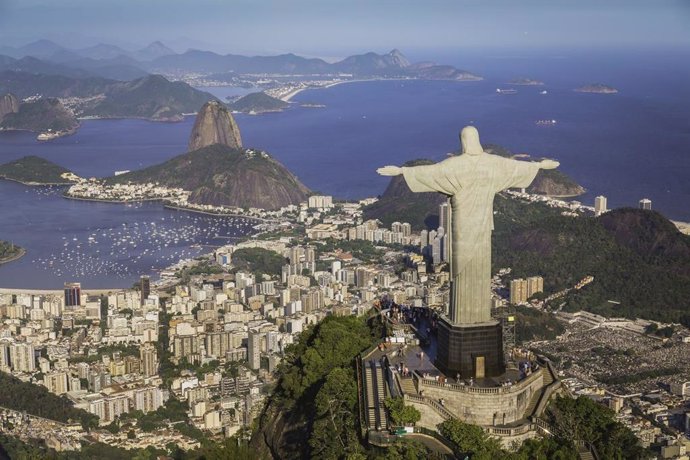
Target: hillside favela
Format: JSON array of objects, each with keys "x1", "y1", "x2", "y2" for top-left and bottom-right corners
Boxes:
[{"x1": 1, "y1": 1, "x2": 690, "y2": 459}]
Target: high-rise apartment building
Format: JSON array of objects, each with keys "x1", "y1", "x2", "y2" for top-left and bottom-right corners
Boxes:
[
  {"x1": 639, "y1": 198, "x2": 652, "y2": 210},
  {"x1": 594, "y1": 196, "x2": 607, "y2": 216},
  {"x1": 509, "y1": 278, "x2": 528, "y2": 305},
  {"x1": 10, "y1": 342, "x2": 35, "y2": 372},
  {"x1": 140, "y1": 275, "x2": 150, "y2": 306},
  {"x1": 439, "y1": 202, "x2": 451, "y2": 233},
  {"x1": 44, "y1": 371, "x2": 69, "y2": 395},
  {"x1": 64, "y1": 282, "x2": 81, "y2": 307},
  {"x1": 526, "y1": 276, "x2": 544, "y2": 298},
  {"x1": 248, "y1": 331, "x2": 262, "y2": 370}
]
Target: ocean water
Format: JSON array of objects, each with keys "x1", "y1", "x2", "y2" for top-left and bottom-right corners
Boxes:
[{"x1": 0, "y1": 47, "x2": 688, "y2": 288}]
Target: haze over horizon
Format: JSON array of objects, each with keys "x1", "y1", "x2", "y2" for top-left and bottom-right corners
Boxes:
[{"x1": 1, "y1": 0, "x2": 689, "y2": 59}]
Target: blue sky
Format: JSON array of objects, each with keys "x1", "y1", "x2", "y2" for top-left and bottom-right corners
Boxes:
[{"x1": 1, "y1": 0, "x2": 688, "y2": 56}]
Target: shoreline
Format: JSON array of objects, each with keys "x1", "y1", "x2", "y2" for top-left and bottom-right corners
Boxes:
[
  {"x1": 63, "y1": 193, "x2": 268, "y2": 221},
  {"x1": 282, "y1": 79, "x2": 365, "y2": 102},
  {"x1": 63, "y1": 193, "x2": 165, "y2": 204},
  {"x1": 0, "y1": 177, "x2": 73, "y2": 187},
  {"x1": 672, "y1": 220, "x2": 690, "y2": 235},
  {"x1": 281, "y1": 77, "x2": 481, "y2": 102},
  {"x1": 162, "y1": 203, "x2": 265, "y2": 221},
  {"x1": 0, "y1": 247, "x2": 26, "y2": 266}
]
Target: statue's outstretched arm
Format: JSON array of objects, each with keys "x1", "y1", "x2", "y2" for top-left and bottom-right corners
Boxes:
[
  {"x1": 377, "y1": 166, "x2": 403, "y2": 176},
  {"x1": 539, "y1": 159, "x2": 560, "y2": 169}
]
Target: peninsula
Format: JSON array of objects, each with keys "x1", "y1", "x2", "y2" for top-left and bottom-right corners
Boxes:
[{"x1": 0, "y1": 155, "x2": 78, "y2": 185}]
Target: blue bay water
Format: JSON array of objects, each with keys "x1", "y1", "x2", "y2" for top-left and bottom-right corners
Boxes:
[{"x1": 0, "y1": 47, "x2": 688, "y2": 288}]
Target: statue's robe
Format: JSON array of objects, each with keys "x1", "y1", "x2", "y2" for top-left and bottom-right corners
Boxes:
[{"x1": 402, "y1": 153, "x2": 540, "y2": 324}]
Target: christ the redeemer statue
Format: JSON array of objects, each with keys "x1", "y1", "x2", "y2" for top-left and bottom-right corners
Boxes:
[{"x1": 378, "y1": 126, "x2": 558, "y2": 325}]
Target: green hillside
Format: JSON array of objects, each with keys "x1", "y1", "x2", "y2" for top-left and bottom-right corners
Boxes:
[
  {"x1": 230, "y1": 92, "x2": 288, "y2": 113},
  {"x1": 492, "y1": 197, "x2": 690, "y2": 323},
  {"x1": 0, "y1": 155, "x2": 74, "y2": 184},
  {"x1": 107, "y1": 144, "x2": 310, "y2": 210}
]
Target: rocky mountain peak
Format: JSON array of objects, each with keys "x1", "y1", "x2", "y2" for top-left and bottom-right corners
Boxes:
[
  {"x1": 0, "y1": 93, "x2": 19, "y2": 122},
  {"x1": 388, "y1": 49, "x2": 410, "y2": 67},
  {"x1": 188, "y1": 100, "x2": 242, "y2": 151}
]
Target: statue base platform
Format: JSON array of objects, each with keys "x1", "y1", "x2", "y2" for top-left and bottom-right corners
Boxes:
[{"x1": 436, "y1": 317, "x2": 505, "y2": 379}]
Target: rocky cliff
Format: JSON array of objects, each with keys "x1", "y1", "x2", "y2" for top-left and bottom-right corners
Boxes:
[
  {"x1": 0, "y1": 93, "x2": 19, "y2": 121},
  {"x1": 528, "y1": 169, "x2": 586, "y2": 197},
  {"x1": 188, "y1": 100, "x2": 242, "y2": 151}
]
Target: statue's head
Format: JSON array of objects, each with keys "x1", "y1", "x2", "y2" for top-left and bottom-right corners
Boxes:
[{"x1": 460, "y1": 126, "x2": 484, "y2": 156}]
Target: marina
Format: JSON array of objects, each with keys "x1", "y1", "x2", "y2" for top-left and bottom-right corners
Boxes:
[{"x1": 0, "y1": 181, "x2": 256, "y2": 288}]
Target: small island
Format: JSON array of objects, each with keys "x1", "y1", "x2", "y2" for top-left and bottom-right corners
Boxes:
[
  {"x1": 0, "y1": 156, "x2": 78, "y2": 185},
  {"x1": 509, "y1": 78, "x2": 545, "y2": 86},
  {"x1": 229, "y1": 91, "x2": 289, "y2": 114},
  {"x1": 0, "y1": 240, "x2": 24, "y2": 265},
  {"x1": 575, "y1": 84, "x2": 618, "y2": 94}
]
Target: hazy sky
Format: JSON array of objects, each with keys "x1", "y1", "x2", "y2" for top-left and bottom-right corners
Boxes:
[{"x1": 1, "y1": 0, "x2": 689, "y2": 56}]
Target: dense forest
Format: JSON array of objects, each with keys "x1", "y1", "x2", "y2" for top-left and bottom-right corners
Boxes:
[{"x1": 230, "y1": 247, "x2": 286, "y2": 277}]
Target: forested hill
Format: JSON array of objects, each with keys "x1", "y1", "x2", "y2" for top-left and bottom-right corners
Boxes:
[{"x1": 492, "y1": 197, "x2": 690, "y2": 324}]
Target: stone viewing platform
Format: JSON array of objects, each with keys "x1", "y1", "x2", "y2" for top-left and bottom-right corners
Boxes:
[{"x1": 358, "y1": 305, "x2": 562, "y2": 447}]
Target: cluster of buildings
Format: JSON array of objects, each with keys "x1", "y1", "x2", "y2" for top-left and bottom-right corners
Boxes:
[
  {"x1": 66, "y1": 179, "x2": 190, "y2": 203},
  {"x1": 509, "y1": 276, "x2": 544, "y2": 304}
]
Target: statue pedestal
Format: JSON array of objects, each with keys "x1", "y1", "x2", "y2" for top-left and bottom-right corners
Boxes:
[{"x1": 436, "y1": 317, "x2": 505, "y2": 379}]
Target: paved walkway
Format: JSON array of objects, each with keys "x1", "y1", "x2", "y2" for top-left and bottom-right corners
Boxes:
[{"x1": 404, "y1": 433, "x2": 454, "y2": 456}]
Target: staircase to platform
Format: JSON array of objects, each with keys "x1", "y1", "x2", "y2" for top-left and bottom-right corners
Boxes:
[
  {"x1": 362, "y1": 360, "x2": 389, "y2": 431},
  {"x1": 398, "y1": 376, "x2": 417, "y2": 395}
]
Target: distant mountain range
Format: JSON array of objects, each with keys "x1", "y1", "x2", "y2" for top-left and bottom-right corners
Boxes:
[
  {"x1": 146, "y1": 48, "x2": 481, "y2": 80},
  {"x1": 0, "y1": 40, "x2": 482, "y2": 127},
  {"x1": 0, "y1": 39, "x2": 481, "y2": 81}
]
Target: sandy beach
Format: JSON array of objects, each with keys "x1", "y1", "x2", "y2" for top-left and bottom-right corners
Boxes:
[{"x1": 672, "y1": 220, "x2": 690, "y2": 235}]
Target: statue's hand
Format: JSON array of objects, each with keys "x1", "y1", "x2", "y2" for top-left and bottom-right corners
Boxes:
[
  {"x1": 539, "y1": 159, "x2": 560, "y2": 170},
  {"x1": 377, "y1": 166, "x2": 403, "y2": 176}
]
